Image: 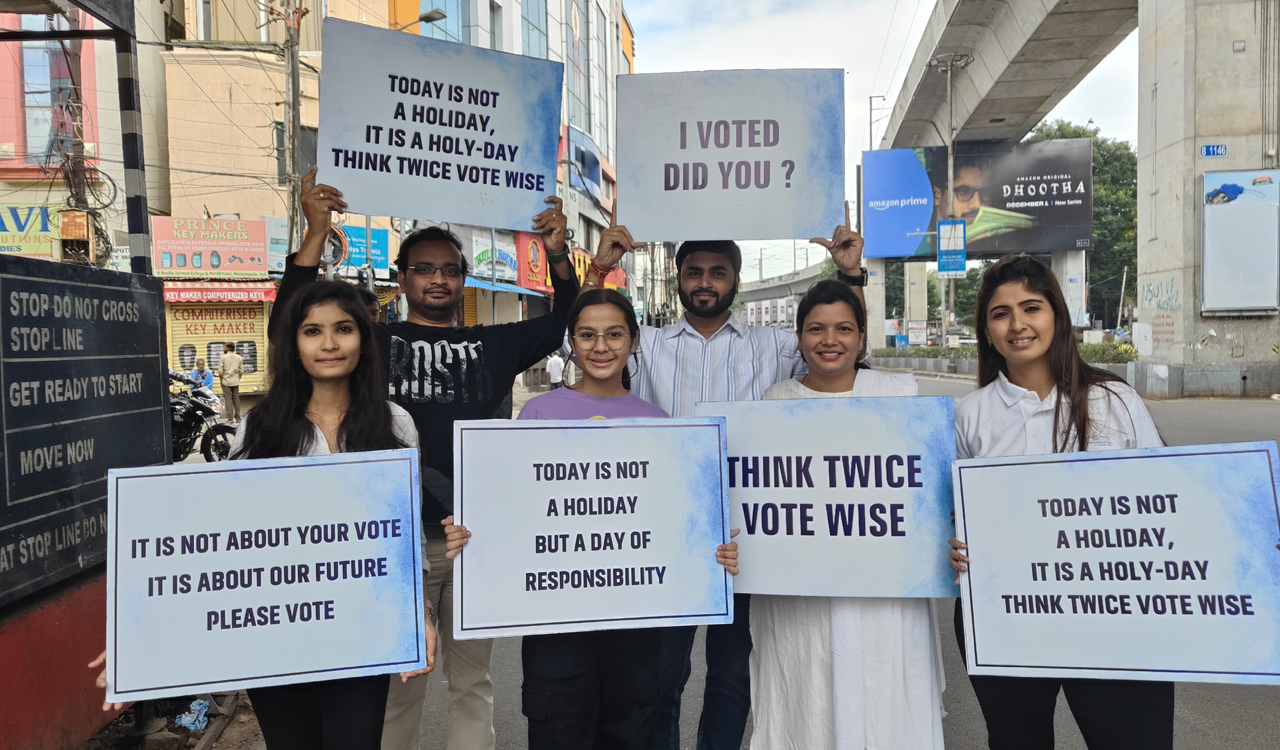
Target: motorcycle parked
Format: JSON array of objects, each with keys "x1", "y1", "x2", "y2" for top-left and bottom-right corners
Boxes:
[{"x1": 169, "y1": 371, "x2": 237, "y2": 462}]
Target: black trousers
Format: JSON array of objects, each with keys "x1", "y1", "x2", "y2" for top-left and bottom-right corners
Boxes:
[
  {"x1": 522, "y1": 627, "x2": 662, "y2": 750},
  {"x1": 249, "y1": 674, "x2": 390, "y2": 750},
  {"x1": 954, "y1": 600, "x2": 1173, "y2": 750}
]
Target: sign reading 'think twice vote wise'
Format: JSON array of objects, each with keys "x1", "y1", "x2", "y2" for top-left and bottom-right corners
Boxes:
[{"x1": 955, "y1": 442, "x2": 1280, "y2": 684}]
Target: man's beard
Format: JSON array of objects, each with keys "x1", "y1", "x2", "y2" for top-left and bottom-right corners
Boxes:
[
  {"x1": 679, "y1": 285, "x2": 736, "y2": 319},
  {"x1": 410, "y1": 287, "x2": 462, "y2": 322}
]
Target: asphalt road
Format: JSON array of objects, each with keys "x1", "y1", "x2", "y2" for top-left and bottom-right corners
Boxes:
[{"x1": 408, "y1": 378, "x2": 1280, "y2": 749}]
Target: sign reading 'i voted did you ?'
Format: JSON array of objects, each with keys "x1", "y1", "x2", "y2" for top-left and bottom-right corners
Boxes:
[
  {"x1": 956, "y1": 442, "x2": 1280, "y2": 684},
  {"x1": 317, "y1": 18, "x2": 563, "y2": 230},
  {"x1": 616, "y1": 69, "x2": 845, "y2": 242},
  {"x1": 695, "y1": 397, "x2": 958, "y2": 598},
  {"x1": 453, "y1": 419, "x2": 733, "y2": 639},
  {"x1": 106, "y1": 450, "x2": 426, "y2": 702}
]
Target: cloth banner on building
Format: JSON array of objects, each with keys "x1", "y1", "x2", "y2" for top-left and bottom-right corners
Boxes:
[
  {"x1": 106, "y1": 450, "x2": 426, "y2": 701},
  {"x1": 452, "y1": 418, "x2": 733, "y2": 639},
  {"x1": 0, "y1": 205, "x2": 61, "y2": 258},
  {"x1": 317, "y1": 18, "x2": 564, "y2": 230},
  {"x1": 695, "y1": 398, "x2": 957, "y2": 597},
  {"x1": 955, "y1": 442, "x2": 1280, "y2": 684},
  {"x1": 515, "y1": 230, "x2": 553, "y2": 294},
  {"x1": 152, "y1": 218, "x2": 267, "y2": 278},
  {"x1": 615, "y1": 69, "x2": 845, "y2": 241}
]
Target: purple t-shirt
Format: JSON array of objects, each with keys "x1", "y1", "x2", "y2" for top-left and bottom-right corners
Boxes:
[{"x1": 517, "y1": 387, "x2": 669, "y2": 421}]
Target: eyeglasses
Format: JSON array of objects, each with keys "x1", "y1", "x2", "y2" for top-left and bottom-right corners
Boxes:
[
  {"x1": 409, "y1": 263, "x2": 464, "y2": 279},
  {"x1": 572, "y1": 330, "x2": 631, "y2": 350},
  {"x1": 953, "y1": 185, "x2": 982, "y2": 201}
]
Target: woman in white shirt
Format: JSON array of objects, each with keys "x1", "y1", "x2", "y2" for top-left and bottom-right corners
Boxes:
[
  {"x1": 229, "y1": 281, "x2": 435, "y2": 750},
  {"x1": 948, "y1": 255, "x2": 1172, "y2": 749},
  {"x1": 750, "y1": 280, "x2": 945, "y2": 750}
]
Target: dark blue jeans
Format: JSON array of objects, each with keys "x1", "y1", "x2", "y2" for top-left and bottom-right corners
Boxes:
[{"x1": 651, "y1": 593, "x2": 752, "y2": 750}]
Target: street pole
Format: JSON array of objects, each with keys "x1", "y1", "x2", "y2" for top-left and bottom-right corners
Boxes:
[
  {"x1": 759, "y1": 247, "x2": 764, "y2": 282},
  {"x1": 868, "y1": 94, "x2": 884, "y2": 151},
  {"x1": 1117, "y1": 265, "x2": 1128, "y2": 329},
  {"x1": 930, "y1": 52, "x2": 972, "y2": 343},
  {"x1": 792, "y1": 239, "x2": 797, "y2": 273},
  {"x1": 490, "y1": 227, "x2": 498, "y2": 324},
  {"x1": 285, "y1": 0, "x2": 303, "y2": 256}
]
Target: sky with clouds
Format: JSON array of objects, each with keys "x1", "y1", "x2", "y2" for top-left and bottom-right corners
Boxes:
[{"x1": 625, "y1": 0, "x2": 1137, "y2": 279}]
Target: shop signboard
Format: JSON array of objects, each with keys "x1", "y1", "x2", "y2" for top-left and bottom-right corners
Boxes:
[
  {"x1": 862, "y1": 139, "x2": 1093, "y2": 258},
  {"x1": 515, "y1": 230, "x2": 554, "y2": 294},
  {"x1": 340, "y1": 226, "x2": 391, "y2": 280},
  {"x1": 0, "y1": 205, "x2": 61, "y2": 259},
  {"x1": 472, "y1": 235, "x2": 519, "y2": 282},
  {"x1": 152, "y1": 218, "x2": 268, "y2": 279},
  {"x1": 0, "y1": 254, "x2": 168, "y2": 607},
  {"x1": 263, "y1": 216, "x2": 289, "y2": 273}
]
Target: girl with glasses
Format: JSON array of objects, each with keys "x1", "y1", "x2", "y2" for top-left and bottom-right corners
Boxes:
[{"x1": 442, "y1": 288, "x2": 739, "y2": 750}]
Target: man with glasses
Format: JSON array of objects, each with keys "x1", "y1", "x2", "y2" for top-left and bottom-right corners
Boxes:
[
  {"x1": 580, "y1": 209, "x2": 866, "y2": 750},
  {"x1": 271, "y1": 167, "x2": 578, "y2": 750}
]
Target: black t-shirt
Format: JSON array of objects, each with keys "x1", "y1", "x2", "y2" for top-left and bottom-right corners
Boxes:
[{"x1": 271, "y1": 259, "x2": 579, "y2": 524}]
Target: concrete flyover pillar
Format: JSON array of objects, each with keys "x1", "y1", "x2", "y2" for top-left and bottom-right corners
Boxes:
[
  {"x1": 1134, "y1": 0, "x2": 1280, "y2": 398},
  {"x1": 905, "y1": 262, "x2": 930, "y2": 341},
  {"x1": 1052, "y1": 250, "x2": 1089, "y2": 327}
]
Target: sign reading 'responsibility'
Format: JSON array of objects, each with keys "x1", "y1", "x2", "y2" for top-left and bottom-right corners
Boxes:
[
  {"x1": 106, "y1": 450, "x2": 426, "y2": 702},
  {"x1": 616, "y1": 69, "x2": 845, "y2": 242},
  {"x1": 453, "y1": 419, "x2": 733, "y2": 639},
  {"x1": 316, "y1": 18, "x2": 563, "y2": 231},
  {"x1": 955, "y1": 442, "x2": 1280, "y2": 684},
  {"x1": 696, "y1": 397, "x2": 957, "y2": 598}
]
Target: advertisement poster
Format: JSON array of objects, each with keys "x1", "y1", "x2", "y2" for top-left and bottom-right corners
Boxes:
[
  {"x1": 1201, "y1": 170, "x2": 1279, "y2": 313},
  {"x1": 317, "y1": 18, "x2": 564, "y2": 230},
  {"x1": 152, "y1": 218, "x2": 268, "y2": 278},
  {"x1": 955, "y1": 442, "x2": 1280, "y2": 684},
  {"x1": 106, "y1": 450, "x2": 426, "y2": 701},
  {"x1": 452, "y1": 419, "x2": 732, "y2": 639},
  {"x1": 263, "y1": 216, "x2": 289, "y2": 273},
  {"x1": 340, "y1": 225, "x2": 391, "y2": 279},
  {"x1": 515, "y1": 230, "x2": 553, "y2": 294},
  {"x1": 695, "y1": 398, "x2": 956, "y2": 597},
  {"x1": 472, "y1": 234, "x2": 519, "y2": 282},
  {"x1": 616, "y1": 69, "x2": 845, "y2": 242},
  {"x1": 862, "y1": 139, "x2": 1093, "y2": 258},
  {"x1": 0, "y1": 205, "x2": 61, "y2": 259}
]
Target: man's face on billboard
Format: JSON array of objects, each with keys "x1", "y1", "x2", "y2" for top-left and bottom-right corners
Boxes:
[{"x1": 934, "y1": 165, "x2": 987, "y2": 223}]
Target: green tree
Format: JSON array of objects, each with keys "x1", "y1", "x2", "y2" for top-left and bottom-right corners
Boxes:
[
  {"x1": 952, "y1": 264, "x2": 985, "y2": 329},
  {"x1": 884, "y1": 260, "x2": 904, "y2": 318},
  {"x1": 1026, "y1": 119, "x2": 1136, "y2": 329}
]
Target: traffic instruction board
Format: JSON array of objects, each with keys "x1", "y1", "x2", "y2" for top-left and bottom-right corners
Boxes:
[{"x1": 0, "y1": 255, "x2": 168, "y2": 607}]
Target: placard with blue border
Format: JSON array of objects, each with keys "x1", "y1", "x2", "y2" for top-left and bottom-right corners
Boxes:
[{"x1": 955, "y1": 442, "x2": 1280, "y2": 683}]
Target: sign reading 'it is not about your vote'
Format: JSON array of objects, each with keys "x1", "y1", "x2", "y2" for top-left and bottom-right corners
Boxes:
[
  {"x1": 317, "y1": 18, "x2": 563, "y2": 230},
  {"x1": 696, "y1": 397, "x2": 957, "y2": 598},
  {"x1": 616, "y1": 69, "x2": 845, "y2": 241},
  {"x1": 956, "y1": 442, "x2": 1280, "y2": 684},
  {"x1": 453, "y1": 419, "x2": 732, "y2": 639},
  {"x1": 0, "y1": 254, "x2": 167, "y2": 608},
  {"x1": 107, "y1": 451, "x2": 426, "y2": 702}
]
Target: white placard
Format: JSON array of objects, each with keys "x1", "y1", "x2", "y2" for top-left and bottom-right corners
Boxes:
[
  {"x1": 955, "y1": 442, "x2": 1280, "y2": 684},
  {"x1": 695, "y1": 398, "x2": 957, "y2": 597},
  {"x1": 616, "y1": 69, "x2": 845, "y2": 241},
  {"x1": 317, "y1": 18, "x2": 563, "y2": 230},
  {"x1": 453, "y1": 419, "x2": 733, "y2": 639},
  {"x1": 106, "y1": 450, "x2": 426, "y2": 701}
]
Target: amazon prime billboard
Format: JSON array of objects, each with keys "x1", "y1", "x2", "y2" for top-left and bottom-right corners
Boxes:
[{"x1": 862, "y1": 139, "x2": 1093, "y2": 259}]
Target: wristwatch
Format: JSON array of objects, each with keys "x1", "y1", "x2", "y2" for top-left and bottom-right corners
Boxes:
[{"x1": 837, "y1": 267, "x2": 869, "y2": 287}]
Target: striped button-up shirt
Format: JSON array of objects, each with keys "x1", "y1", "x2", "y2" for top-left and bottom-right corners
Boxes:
[{"x1": 631, "y1": 314, "x2": 805, "y2": 417}]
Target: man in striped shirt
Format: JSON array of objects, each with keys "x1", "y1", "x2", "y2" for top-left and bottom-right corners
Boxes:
[{"x1": 581, "y1": 212, "x2": 867, "y2": 750}]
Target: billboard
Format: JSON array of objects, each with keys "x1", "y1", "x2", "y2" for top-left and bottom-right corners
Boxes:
[
  {"x1": 515, "y1": 230, "x2": 554, "y2": 294},
  {"x1": 152, "y1": 218, "x2": 268, "y2": 278},
  {"x1": 0, "y1": 205, "x2": 61, "y2": 259},
  {"x1": 862, "y1": 139, "x2": 1093, "y2": 259}
]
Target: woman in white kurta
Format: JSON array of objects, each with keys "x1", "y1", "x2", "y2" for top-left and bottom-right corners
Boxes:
[{"x1": 749, "y1": 279, "x2": 946, "y2": 750}]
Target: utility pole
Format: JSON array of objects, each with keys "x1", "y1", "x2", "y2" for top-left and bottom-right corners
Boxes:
[
  {"x1": 1117, "y1": 265, "x2": 1128, "y2": 329},
  {"x1": 284, "y1": 0, "x2": 304, "y2": 256},
  {"x1": 930, "y1": 52, "x2": 973, "y2": 343},
  {"x1": 868, "y1": 94, "x2": 884, "y2": 151}
]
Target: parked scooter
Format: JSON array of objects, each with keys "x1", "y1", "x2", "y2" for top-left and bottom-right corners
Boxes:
[{"x1": 169, "y1": 370, "x2": 237, "y2": 461}]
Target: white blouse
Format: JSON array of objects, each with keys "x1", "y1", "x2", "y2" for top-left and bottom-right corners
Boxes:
[
  {"x1": 762, "y1": 368, "x2": 918, "y2": 401},
  {"x1": 955, "y1": 371, "x2": 1161, "y2": 459},
  {"x1": 230, "y1": 401, "x2": 420, "y2": 456}
]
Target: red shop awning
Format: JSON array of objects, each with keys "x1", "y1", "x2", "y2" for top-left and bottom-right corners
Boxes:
[{"x1": 164, "y1": 281, "x2": 278, "y2": 304}]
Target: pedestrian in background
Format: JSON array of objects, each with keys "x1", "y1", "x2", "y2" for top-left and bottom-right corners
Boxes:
[
  {"x1": 949, "y1": 254, "x2": 1172, "y2": 749},
  {"x1": 547, "y1": 350, "x2": 565, "y2": 390},
  {"x1": 218, "y1": 341, "x2": 244, "y2": 423},
  {"x1": 189, "y1": 358, "x2": 214, "y2": 389},
  {"x1": 748, "y1": 280, "x2": 944, "y2": 750}
]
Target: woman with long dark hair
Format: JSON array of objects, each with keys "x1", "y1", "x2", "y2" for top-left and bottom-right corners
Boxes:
[
  {"x1": 748, "y1": 280, "x2": 944, "y2": 749},
  {"x1": 443, "y1": 288, "x2": 739, "y2": 750},
  {"x1": 231, "y1": 280, "x2": 435, "y2": 750},
  {"x1": 948, "y1": 255, "x2": 1171, "y2": 749}
]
